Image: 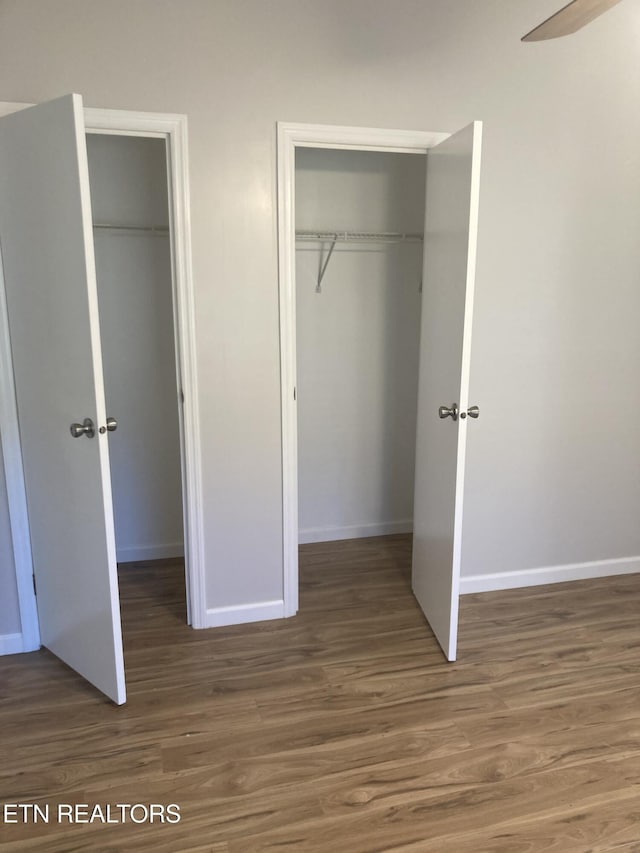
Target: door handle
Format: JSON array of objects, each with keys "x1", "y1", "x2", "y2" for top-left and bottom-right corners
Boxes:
[
  {"x1": 99, "y1": 416, "x2": 118, "y2": 435},
  {"x1": 460, "y1": 405, "x2": 480, "y2": 420},
  {"x1": 70, "y1": 417, "x2": 95, "y2": 438},
  {"x1": 438, "y1": 404, "x2": 458, "y2": 421}
]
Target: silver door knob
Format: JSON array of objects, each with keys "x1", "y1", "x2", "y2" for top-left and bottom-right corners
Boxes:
[
  {"x1": 99, "y1": 416, "x2": 118, "y2": 434},
  {"x1": 70, "y1": 417, "x2": 95, "y2": 438},
  {"x1": 438, "y1": 404, "x2": 458, "y2": 421},
  {"x1": 460, "y1": 405, "x2": 480, "y2": 420}
]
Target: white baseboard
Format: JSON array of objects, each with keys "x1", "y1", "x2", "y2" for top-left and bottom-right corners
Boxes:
[
  {"x1": 299, "y1": 519, "x2": 413, "y2": 545},
  {"x1": 460, "y1": 555, "x2": 640, "y2": 595},
  {"x1": 0, "y1": 632, "x2": 25, "y2": 656},
  {"x1": 195, "y1": 556, "x2": 640, "y2": 630},
  {"x1": 117, "y1": 542, "x2": 184, "y2": 563},
  {"x1": 204, "y1": 599, "x2": 285, "y2": 628}
]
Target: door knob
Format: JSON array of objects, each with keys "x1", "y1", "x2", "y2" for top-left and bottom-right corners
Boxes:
[
  {"x1": 460, "y1": 405, "x2": 480, "y2": 420},
  {"x1": 438, "y1": 404, "x2": 458, "y2": 421},
  {"x1": 99, "y1": 417, "x2": 118, "y2": 435},
  {"x1": 70, "y1": 417, "x2": 95, "y2": 438}
]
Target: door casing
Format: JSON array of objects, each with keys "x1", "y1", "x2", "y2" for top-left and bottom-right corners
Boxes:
[
  {"x1": 277, "y1": 122, "x2": 449, "y2": 617},
  {"x1": 0, "y1": 100, "x2": 206, "y2": 649}
]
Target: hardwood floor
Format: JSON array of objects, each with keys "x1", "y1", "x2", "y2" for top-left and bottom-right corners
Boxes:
[{"x1": 1, "y1": 534, "x2": 640, "y2": 851}]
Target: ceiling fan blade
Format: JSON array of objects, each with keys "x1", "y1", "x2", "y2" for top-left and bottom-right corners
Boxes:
[{"x1": 522, "y1": 0, "x2": 623, "y2": 42}]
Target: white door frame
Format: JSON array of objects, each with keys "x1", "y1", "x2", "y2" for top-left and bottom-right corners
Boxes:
[
  {"x1": 277, "y1": 122, "x2": 449, "y2": 616},
  {"x1": 0, "y1": 101, "x2": 207, "y2": 649}
]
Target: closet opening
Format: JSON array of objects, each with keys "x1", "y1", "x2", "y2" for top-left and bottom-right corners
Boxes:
[
  {"x1": 295, "y1": 147, "x2": 426, "y2": 600},
  {"x1": 279, "y1": 120, "x2": 482, "y2": 660},
  {"x1": 0, "y1": 95, "x2": 205, "y2": 701},
  {"x1": 86, "y1": 132, "x2": 189, "y2": 627}
]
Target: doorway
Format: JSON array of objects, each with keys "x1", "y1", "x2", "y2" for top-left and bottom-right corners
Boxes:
[
  {"x1": 87, "y1": 133, "x2": 185, "y2": 587},
  {"x1": 277, "y1": 121, "x2": 483, "y2": 661},
  {"x1": 0, "y1": 96, "x2": 205, "y2": 704},
  {"x1": 295, "y1": 147, "x2": 426, "y2": 545}
]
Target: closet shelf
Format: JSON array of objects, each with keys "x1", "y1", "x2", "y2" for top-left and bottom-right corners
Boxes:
[
  {"x1": 296, "y1": 230, "x2": 423, "y2": 244},
  {"x1": 93, "y1": 223, "x2": 170, "y2": 235},
  {"x1": 295, "y1": 230, "x2": 423, "y2": 293}
]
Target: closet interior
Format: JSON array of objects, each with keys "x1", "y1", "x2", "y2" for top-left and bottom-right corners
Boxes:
[
  {"x1": 295, "y1": 147, "x2": 427, "y2": 549},
  {"x1": 86, "y1": 134, "x2": 185, "y2": 581}
]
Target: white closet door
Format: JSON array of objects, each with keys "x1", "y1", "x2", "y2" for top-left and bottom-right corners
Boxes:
[
  {"x1": 0, "y1": 94, "x2": 126, "y2": 703},
  {"x1": 412, "y1": 121, "x2": 482, "y2": 661}
]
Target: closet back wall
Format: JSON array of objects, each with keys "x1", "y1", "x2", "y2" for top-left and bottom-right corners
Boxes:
[
  {"x1": 87, "y1": 135, "x2": 183, "y2": 563},
  {"x1": 296, "y1": 148, "x2": 426, "y2": 543}
]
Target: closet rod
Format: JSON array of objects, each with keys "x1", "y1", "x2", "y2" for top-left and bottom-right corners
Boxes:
[
  {"x1": 296, "y1": 230, "x2": 423, "y2": 293},
  {"x1": 93, "y1": 223, "x2": 170, "y2": 235},
  {"x1": 296, "y1": 230, "x2": 423, "y2": 244}
]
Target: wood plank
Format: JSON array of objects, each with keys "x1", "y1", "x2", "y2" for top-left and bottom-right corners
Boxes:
[
  {"x1": 380, "y1": 785, "x2": 640, "y2": 852},
  {"x1": 160, "y1": 720, "x2": 469, "y2": 793},
  {"x1": 226, "y1": 757, "x2": 640, "y2": 852}
]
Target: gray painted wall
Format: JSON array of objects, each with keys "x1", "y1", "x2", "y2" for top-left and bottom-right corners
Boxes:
[{"x1": 0, "y1": 0, "x2": 639, "y2": 634}]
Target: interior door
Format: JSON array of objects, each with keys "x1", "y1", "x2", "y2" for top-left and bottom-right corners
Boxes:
[
  {"x1": 0, "y1": 94, "x2": 126, "y2": 703},
  {"x1": 412, "y1": 121, "x2": 482, "y2": 661}
]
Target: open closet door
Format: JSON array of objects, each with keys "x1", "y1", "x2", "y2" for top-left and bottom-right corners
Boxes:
[
  {"x1": 412, "y1": 121, "x2": 482, "y2": 662},
  {"x1": 0, "y1": 94, "x2": 126, "y2": 703}
]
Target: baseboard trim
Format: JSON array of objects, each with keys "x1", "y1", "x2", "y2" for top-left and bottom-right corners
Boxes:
[
  {"x1": 204, "y1": 599, "x2": 286, "y2": 628},
  {"x1": 299, "y1": 520, "x2": 413, "y2": 545},
  {"x1": 0, "y1": 632, "x2": 25, "y2": 656},
  {"x1": 460, "y1": 555, "x2": 640, "y2": 595},
  {"x1": 116, "y1": 542, "x2": 184, "y2": 563}
]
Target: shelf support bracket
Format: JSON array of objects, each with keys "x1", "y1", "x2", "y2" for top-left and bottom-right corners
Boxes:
[{"x1": 316, "y1": 236, "x2": 338, "y2": 293}]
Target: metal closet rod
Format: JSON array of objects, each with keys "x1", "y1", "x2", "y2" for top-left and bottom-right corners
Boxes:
[
  {"x1": 92, "y1": 223, "x2": 170, "y2": 235},
  {"x1": 296, "y1": 230, "x2": 423, "y2": 243}
]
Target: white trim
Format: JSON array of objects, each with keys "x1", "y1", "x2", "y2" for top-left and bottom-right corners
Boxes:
[
  {"x1": 84, "y1": 107, "x2": 190, "y2": 137},
  {"x1": 0, "y1": 633, "x2": 24, "y2": 656},
  {"x1": 279, "y1": 122, "x2": 447, "y2": 153},
  {"x1": 83, "y1": 108, "x2": 206, "y2": 629},
  {"x1": 299, "y1": 520, "x2": 413, "y2": 545},
  {"x1": 277, "y1": 122, "x2": 448, "y2": 619},
  {"x1": 459, "y1": 556, "x2": 640, "y2": 595},
  {"x1": 0, "y1": 100, "x2": 207, "y2": 639},
  {"x1": 205, "y1": 600, "x2": 285, "y2": 628},
  {"x1": 117, "y1": 543, "x2": 184, "y2": 563}
]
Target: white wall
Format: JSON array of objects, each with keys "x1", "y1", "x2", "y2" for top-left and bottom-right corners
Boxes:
[
  {"x1": 0, "y1": 0, "x2": 639, "y2": 627},
  {"x1": 0, "y1": 436, "x2": 21, "y2": 640},
  {"x1": 87, "y1": 134, "x2": 183, "y2": 562},
  {"x1": 296, "y1": 148, "x2": 425, "y2": 542}
]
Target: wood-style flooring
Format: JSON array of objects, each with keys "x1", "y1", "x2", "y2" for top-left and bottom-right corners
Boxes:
[{"x1": 1, "y1": 534, "x2": 640, "y2": 851}]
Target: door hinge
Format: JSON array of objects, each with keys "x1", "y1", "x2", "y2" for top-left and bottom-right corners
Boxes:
[
  {"x1": 180, "y1": 389, "x2": 185, "y2": 404},
  {"x1": 32, "y1": 575, "x2": 37, "y2": 597},
  {"x1": 293, "y1": 386, "x2": 297, "y2": 401}
]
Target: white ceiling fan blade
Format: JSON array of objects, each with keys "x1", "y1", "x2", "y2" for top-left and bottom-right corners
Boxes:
[{"x1": 522, "y1": 0, "x2": 623, "y2": 42}]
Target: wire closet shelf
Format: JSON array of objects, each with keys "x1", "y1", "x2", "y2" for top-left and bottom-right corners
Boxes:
[
  {"x1": 295, "y1": 230, "x2": 423, "y2": 292},
  {"x1": 296, "y1": 230, "x2": 423, "y2": 244},
  {"x1": 93, "y1": 223, "x2": 169, "y2": 235}
]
